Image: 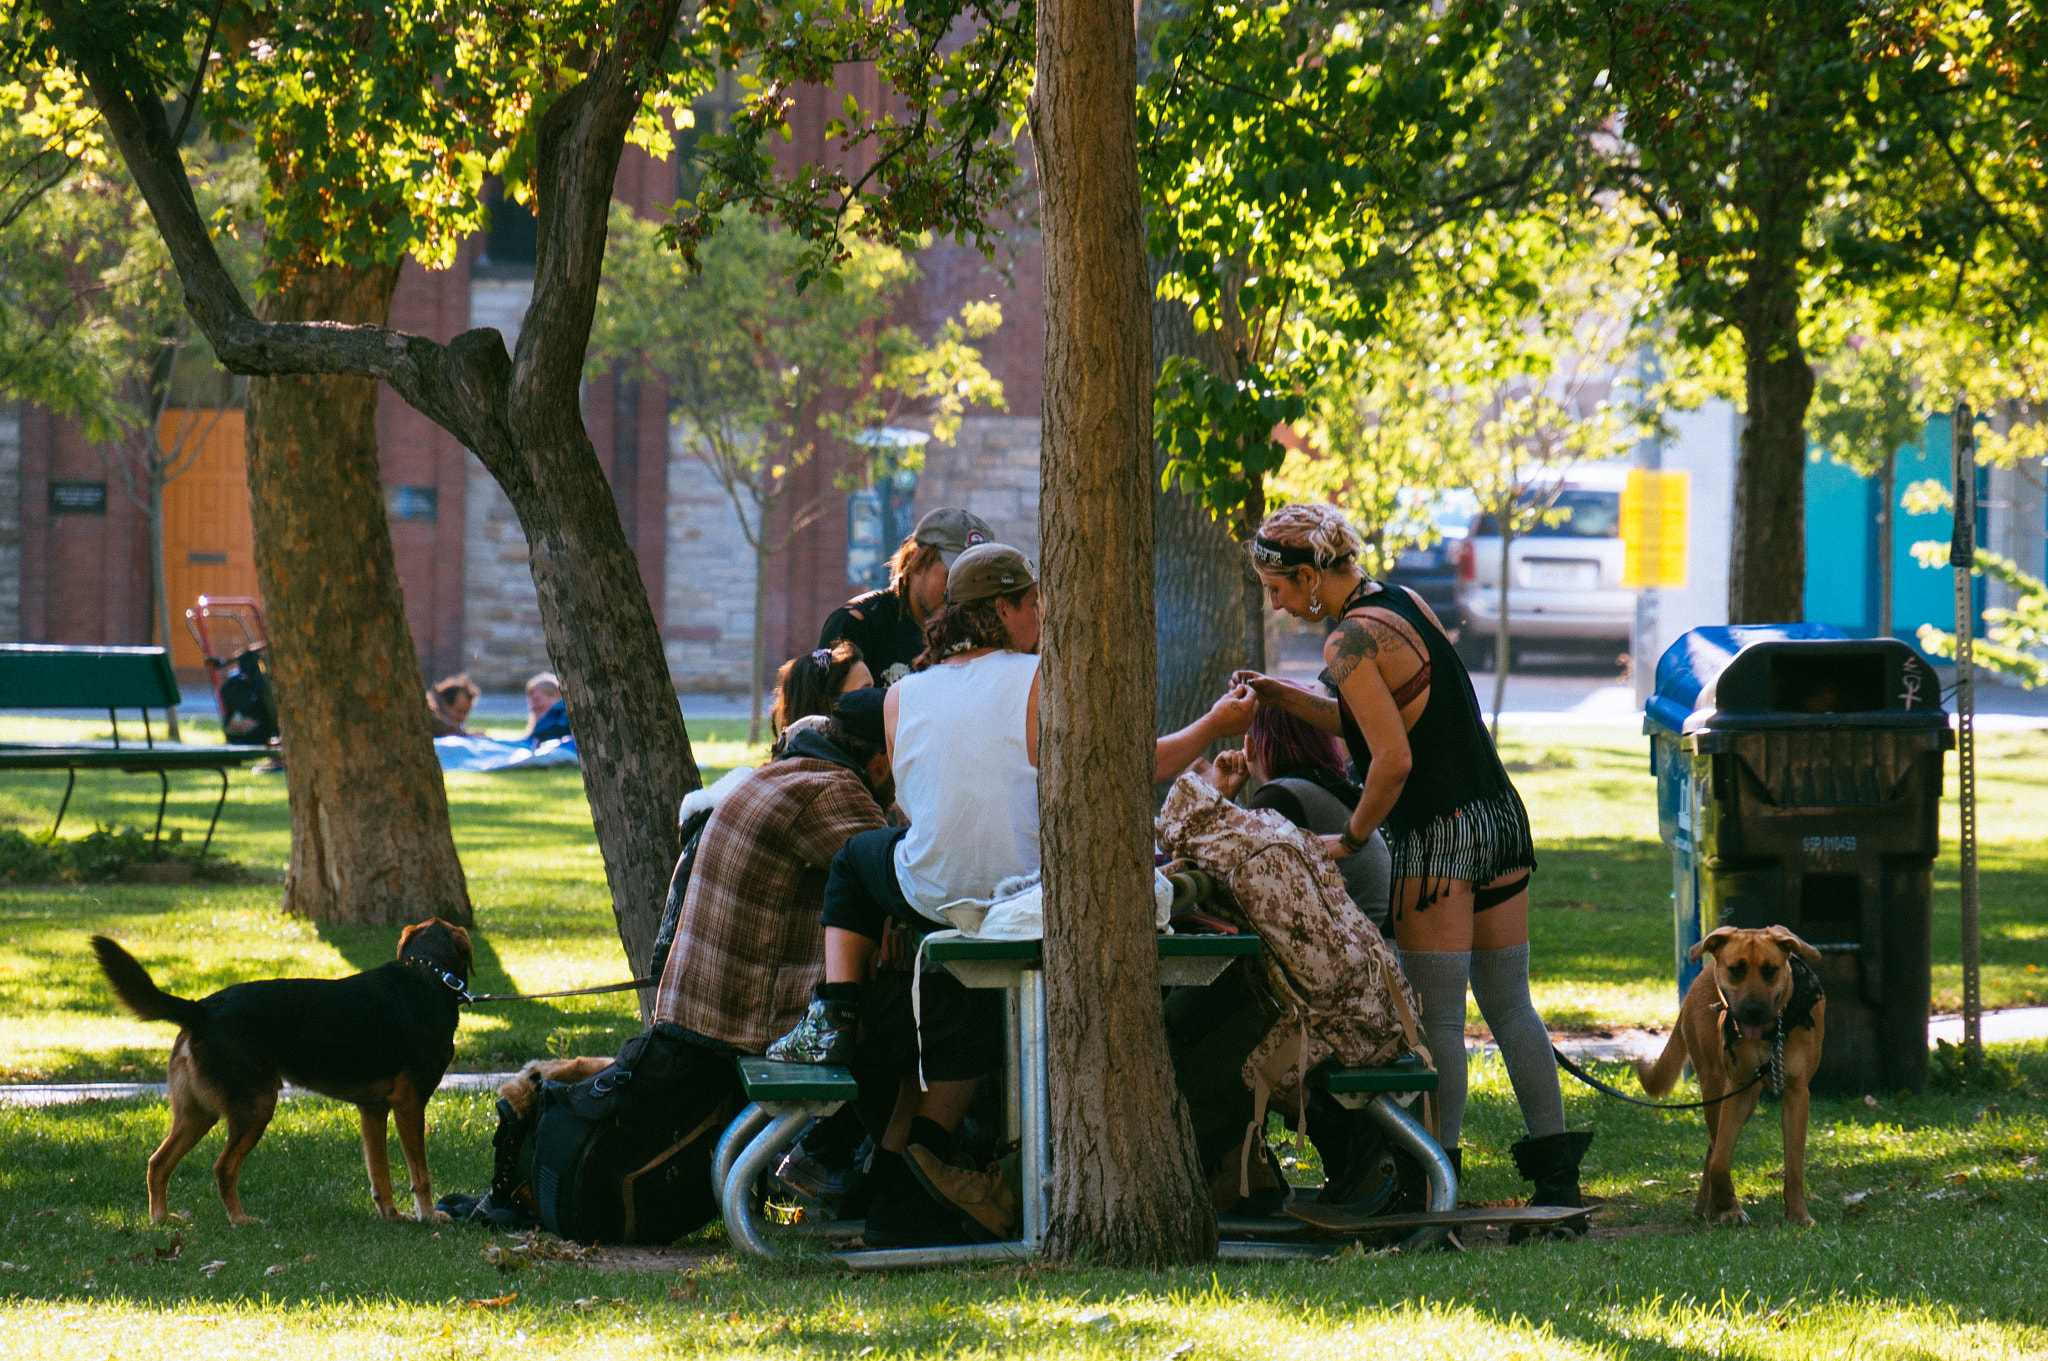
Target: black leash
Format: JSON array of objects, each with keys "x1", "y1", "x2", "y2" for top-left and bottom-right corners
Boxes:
[
  {"x1": 1551, "y1": 1046, "x2": 1765, "y2": 1111},
  {"x1": 466, "y1": 977, "x2": 656, "y2": 1004},
  {"x1": 403, "y1": 957, "x2": 654, "y2": 1005}
]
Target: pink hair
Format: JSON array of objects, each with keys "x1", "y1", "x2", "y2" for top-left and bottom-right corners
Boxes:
[{"x1": 1246, "y1": 706, "x2": 1347, "y2": 781}]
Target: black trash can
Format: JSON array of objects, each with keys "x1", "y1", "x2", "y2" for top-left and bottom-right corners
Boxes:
[{"x1": 1646, "y1": 627, "x2": 1953, "y2": 1094}]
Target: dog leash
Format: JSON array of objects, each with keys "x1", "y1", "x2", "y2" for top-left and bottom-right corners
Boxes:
[
  {"x1": 403, "y1": 958, "x2": 655, "y2": 1005},
  {"x1": 1551, "y1": 1047, "x2": 1767, "y2": 1111}
]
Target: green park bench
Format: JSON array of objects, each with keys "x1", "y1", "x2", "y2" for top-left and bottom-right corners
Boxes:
[{"x1": 0, "y1": 644, "x2": 272, "y2": 858}]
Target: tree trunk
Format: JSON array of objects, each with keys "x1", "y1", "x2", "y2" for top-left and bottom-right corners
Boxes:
[
  {"x1": 1033, "y1": 0, "x2": 1217, "y2": 1265},
  {"x1": 1151, "y1": 288, "x2": 1250, "y2": 737},
  {"x1": 247, "y1": 261, "x2": 472, "y2": 926},
  {"x1": 750, "y1": 535, "x2": 769, "y2": 745},
  {"x1": 1491, "y1": 519, "x2": 1512, "y2": 743},
  {"x1": 1729, "y1": 267, "x2": 1814, "y2": 624},
  {"x1": 147, "y1": 470, "x2": 179, "y2": 741}
]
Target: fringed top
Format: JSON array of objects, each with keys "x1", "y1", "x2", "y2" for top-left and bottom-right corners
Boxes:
[{"x1": 1331, "y1": 582, "x2": 1536, "y2": 880}]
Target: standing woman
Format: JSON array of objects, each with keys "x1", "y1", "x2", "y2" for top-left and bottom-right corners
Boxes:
[{"x1": 1233, "y1": 502, "x2": 1590, "y2": 1221}]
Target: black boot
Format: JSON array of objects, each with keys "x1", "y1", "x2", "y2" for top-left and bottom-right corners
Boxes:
[{"x1": 1508, "y1": 1131, "x2": 1592, "y2": 1243}]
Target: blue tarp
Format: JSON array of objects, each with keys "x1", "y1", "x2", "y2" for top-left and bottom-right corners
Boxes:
[{"x1": 433, "y1": 734, "x2": 579, "y2": 772}]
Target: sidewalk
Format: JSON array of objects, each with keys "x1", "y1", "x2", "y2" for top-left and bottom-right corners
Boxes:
[{"x1": 7, "y1": 1009, "x2": 2041, "y2": 1107}]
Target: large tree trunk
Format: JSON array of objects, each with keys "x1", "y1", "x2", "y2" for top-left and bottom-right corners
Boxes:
[
  {"x1": 1729, "y1": 254, "x2": 1814, "y2": 624},
  {"x1": 1151, "y1": 289, "x2": 1250, "y2": 737},
  {"x1": 247, "y1": 262, "x2": 472, "y2": 926},
  {"x1": 1034, "y1": 0, "x2": 1217, "y2": 1265}
]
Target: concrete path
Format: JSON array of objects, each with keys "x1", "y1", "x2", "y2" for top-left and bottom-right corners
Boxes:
[{"x1": 7, "y1": 1009, "x2": 2042, "y2": 1107}]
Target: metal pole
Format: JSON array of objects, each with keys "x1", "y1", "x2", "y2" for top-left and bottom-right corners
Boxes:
[{"x1": 1949, "y1": 400, "x2": 1982, "y2": 1065}]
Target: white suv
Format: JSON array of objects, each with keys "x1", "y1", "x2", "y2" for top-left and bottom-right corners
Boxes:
[{"x1": 1449, "y1": 463, "x2": 1633, "y2": 668}]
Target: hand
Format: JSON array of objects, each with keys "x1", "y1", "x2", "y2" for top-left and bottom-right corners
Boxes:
[
  {"x1": 1230, "y1": 671, "x2": 1297, "y2": 707},
  {"x1": 876, "y1": 921, "x2": 906, "y2": 973},
  {"x1": 1206, "y1": 684, "x2": 1258, "y2": 737},
  {"x1": 1319, "y1": 833, "x2": 1353, "y2": 860},
  {"x1": 1194, "y1": 750, "x2": 1250, "y2": 800}
]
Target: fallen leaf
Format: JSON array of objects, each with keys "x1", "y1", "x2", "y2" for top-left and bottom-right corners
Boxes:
[
  {"x1": 1842, "y1": 1190, "x2": 1871, "y2": 1206},
  {"x1": 29, "y1": 1210, "x2": 59, "y2": 1219},
  {"x1": 0, "y1": 1262, "x2": 28, "y2": 1274},
  {"x1": 199, "y1": 1260, "x2": 228, "y2": 1278},
  {"x1": 263, "y1": 1264, "x2": 288, "y2": 1277},
  {"x1": 1864, "y1": 1095, "x2": 1881, "y2": 1109},
  {"x1": 470, "y1": 1294, "x2": 518, "y2": 1309}
]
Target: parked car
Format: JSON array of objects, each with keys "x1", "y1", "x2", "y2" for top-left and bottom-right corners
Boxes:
[
  {"x1": 1381, "y1": 489, "x2": 1479, "y2": 638},
  {"x1": 1450, "y1": 463, "x2": 1632, "y2": 669}
]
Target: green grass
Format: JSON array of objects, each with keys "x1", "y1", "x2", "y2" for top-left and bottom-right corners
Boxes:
[
  {"x1": 0, "y1": 1044, "x2": 2042, "y2": 1358},
  {"x1": 2, "y1": 715, "x2": 2046, "y2": 1355},
  {"x1": 0, "y1": 715, "x2": 770, "y2": 1082}
]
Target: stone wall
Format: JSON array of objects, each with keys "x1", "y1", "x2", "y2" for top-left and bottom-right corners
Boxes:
[
  {"x1": 0, "y1": 403, "x2": 18, "y2": 639},
  {"x1": 456, "y1": 279, "x2": 551, "y2": 689},
  {"x1": 663, "y1": 424, "x2": 759, "y2": 691},
  {"x1": 913, "y1": 415, "x2": 1043, "y2": 564}
]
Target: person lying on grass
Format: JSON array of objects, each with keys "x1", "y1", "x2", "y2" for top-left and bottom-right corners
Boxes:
[{"x1": 765, "y1": 542, "x2": 1257, "y2": 1247}]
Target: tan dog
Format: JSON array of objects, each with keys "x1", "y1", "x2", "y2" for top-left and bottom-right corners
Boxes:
[{"x1": 1636, "y1": 925, "x2": 1826, "y2": 1226}]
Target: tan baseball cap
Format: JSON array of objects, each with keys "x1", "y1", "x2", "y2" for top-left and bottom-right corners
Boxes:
[
  {"x1": 946, "y1": 543, "x2": 1037, "y2": 604},
  {"x1": 913, "y1": 507, "x2": 995, "y2": 566}
]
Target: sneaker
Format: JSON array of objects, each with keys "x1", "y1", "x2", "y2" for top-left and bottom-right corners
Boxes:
[
  {"x1": 764, "y1": 998, "x2": 860, "y2": 1066},
  {"x1": 776, "y1": 1139, "x2": 866, "y2": 1205},
  {"x1": 903, "y1": 1144, "x2": 1017, "y2": 1242}
]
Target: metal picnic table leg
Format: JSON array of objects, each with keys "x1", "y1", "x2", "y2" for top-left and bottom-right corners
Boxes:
[
  {"x1": 1021, "y1": 965, "x2": 1049, "y2": 1250},
  {"x1": 1366, "y1": 1093, "x2": 1458, "y2": 1252},
  {"x1": 721, "y1": 1106, "x2": 812, "y2": 1259},
  {"x1": 712, "y1": 1102, "x2": 772, "y2": 1204},
  {"x1": 199, "y1": 767, "x2": 229, "y2": 861}
]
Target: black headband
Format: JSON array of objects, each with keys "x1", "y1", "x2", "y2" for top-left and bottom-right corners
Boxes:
[{"x1": 1250, "y1": 535, "x2": 1320, "y2": 569}]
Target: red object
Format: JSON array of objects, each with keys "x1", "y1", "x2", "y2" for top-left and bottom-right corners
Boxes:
[
  {"x1": 184, "y1": 596, "x2": 269, "y2": 727},
  {"x1": 1452, "y1": 539, "x2": 1475, "y2": 581}
]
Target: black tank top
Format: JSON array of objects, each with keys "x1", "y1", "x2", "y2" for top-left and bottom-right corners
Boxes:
[{"x1": 1331, "y1": 582, "x2": 1534, "y2": 864}]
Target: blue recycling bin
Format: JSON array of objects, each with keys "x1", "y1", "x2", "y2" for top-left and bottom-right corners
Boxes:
[{"x1": 1645, "y1": 626, "x2": 1952, "y2": 1094}]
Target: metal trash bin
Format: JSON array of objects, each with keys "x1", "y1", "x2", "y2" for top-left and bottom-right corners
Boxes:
[{"x1": 1646, "y1": 626, "x2": 1952, "y2": 1094}]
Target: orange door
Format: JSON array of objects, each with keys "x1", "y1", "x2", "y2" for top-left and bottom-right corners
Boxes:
[{"x1": 159, "y1": 409, "x2": 260, "y2": 670}]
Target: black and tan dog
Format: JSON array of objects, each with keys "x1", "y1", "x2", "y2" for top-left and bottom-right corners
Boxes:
[
  {"x1": 91, "y1": 920, "x2": 473, "y2": 1226},
  {"x1": 1635, "y1": 924, "x2": 1826, "y2": 1226}
]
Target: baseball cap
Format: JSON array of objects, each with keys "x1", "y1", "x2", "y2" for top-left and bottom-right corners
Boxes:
[
  {"x1": 913, "y1": 507, "x2": 995, "y2": 566},
  {"x1": 946, "y1": 543, "x2": 1037, "y2": 604},
  {"x1": 832, "y1": 687, "x2": 888, "y2": 748}
]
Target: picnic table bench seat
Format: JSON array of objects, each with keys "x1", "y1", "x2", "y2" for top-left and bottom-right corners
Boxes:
[{"x1": 0, "y1": 644, "x2": 270, "y2": 857}]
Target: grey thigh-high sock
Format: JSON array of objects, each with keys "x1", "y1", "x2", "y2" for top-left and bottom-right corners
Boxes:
[
  {"x1": 1469, "y1": 943, "x2": 1567, "y2": 1139},
  {"x1": 1398, "y1": 950, "x2": 1471, "y2": 1149}
]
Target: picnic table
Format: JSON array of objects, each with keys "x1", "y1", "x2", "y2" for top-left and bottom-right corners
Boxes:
[
  {"x1": 0, "y1": 644, "x2": 271, "y2": 857},
  {"x1": 713, "y1": 931, "x2": 1504, "y2": 1266}
]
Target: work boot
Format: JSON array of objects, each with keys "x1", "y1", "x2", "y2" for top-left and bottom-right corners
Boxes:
[
  {"x1": 1508, "y1": 1130, "x2": 1594, "y2": 1243},
  {"x1": 904, "y1": 1144, "x2": 1017, "y2": 1242},
  {"x1": 764, "y1": 997, "x2": 860, "y2": 1066}
]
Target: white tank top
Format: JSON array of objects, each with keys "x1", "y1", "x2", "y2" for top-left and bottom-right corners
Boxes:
[{"x1": 891, "y1": 649, "x2": 1041, "y2": 921}]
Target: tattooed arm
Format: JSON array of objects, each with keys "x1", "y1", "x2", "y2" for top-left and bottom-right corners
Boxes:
[
  {"x1": 1228, "y1": 671, "x2": 1343, "y2": 734},
  {"x1": 1323, "y1": 618, "x2": 1413, "y2": 855}
]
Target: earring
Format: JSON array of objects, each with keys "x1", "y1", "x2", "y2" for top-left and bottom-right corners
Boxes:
[{"x1": 1309, "y1": 593, "x2": 1324, "y2": 618}]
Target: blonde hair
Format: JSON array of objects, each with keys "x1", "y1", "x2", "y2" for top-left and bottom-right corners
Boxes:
[{"x1": 1254, "y1": 503, "x2": 1362, "y2": 571}]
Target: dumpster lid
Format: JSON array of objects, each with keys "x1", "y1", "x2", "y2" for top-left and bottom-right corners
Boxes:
[{"x1": 1646, "y1": 626, "x2": 1948, "y2": 735}]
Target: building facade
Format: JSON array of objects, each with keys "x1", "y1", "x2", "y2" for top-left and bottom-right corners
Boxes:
[{"x1": 2, "y1": 103, "x2": 1047, "y2": 695}]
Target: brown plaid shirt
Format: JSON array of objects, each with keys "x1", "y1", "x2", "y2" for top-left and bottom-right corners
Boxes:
[{"x1": 652, "y1": 757, "x2": 888, "y2": 1052}]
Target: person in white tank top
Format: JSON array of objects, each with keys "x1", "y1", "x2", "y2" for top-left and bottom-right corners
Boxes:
[{"x1": 766, "y1": 543, "x2": 1257, "y2": 1244}]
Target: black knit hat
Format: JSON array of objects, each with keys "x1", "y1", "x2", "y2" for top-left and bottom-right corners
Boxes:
[{"x1": 833, "y1": 687, "x2": 888, "y2": 749}]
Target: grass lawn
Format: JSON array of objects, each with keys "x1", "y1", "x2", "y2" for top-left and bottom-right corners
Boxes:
[{"x1": 1, "y1": 712, "x2": 2044, "y2": 1357}]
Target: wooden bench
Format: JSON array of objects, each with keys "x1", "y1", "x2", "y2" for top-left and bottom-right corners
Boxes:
[{"x1": 0, "y1": 644, "x2": 271, "y2": 858}]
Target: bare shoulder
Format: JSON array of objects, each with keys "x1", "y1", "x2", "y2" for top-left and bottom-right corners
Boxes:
[
  {"x1": 1397, "y1": 584, "x2": 1448, "y2": 633},
  {"x1": 1323, "y1": 616, "x2": 1381, "y2": 685}
]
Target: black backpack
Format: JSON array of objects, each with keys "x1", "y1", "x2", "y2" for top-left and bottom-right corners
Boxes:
[{"x1": 530, "y1": 1022, "x2": 744, "y2": 1245}]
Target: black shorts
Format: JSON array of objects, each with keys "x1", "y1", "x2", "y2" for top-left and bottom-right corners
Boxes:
[
  {"x1": 821, "y1": 826, "x2": 922, "y2": 940},
  {"x1": 853, "y1": 969, "x2": 1003, "y2": 1085}
]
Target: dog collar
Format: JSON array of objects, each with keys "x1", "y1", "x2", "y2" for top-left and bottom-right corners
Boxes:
[
  {"x1": 402, "y1": 955, "x2": 473, "y2": 1004},
  {"x1": 1713, "y1": 988, "x2": 1787, "y2": 1096}
]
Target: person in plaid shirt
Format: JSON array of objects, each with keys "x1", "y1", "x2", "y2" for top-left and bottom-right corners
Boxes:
[{"x1": 651, "y1": 699, "x2": 893, "y2": 1053}]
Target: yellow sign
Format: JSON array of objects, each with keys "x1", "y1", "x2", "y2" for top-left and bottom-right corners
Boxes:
[{"x1": 1621, "y1": 469, "x2": 1689, "y2": 588}]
